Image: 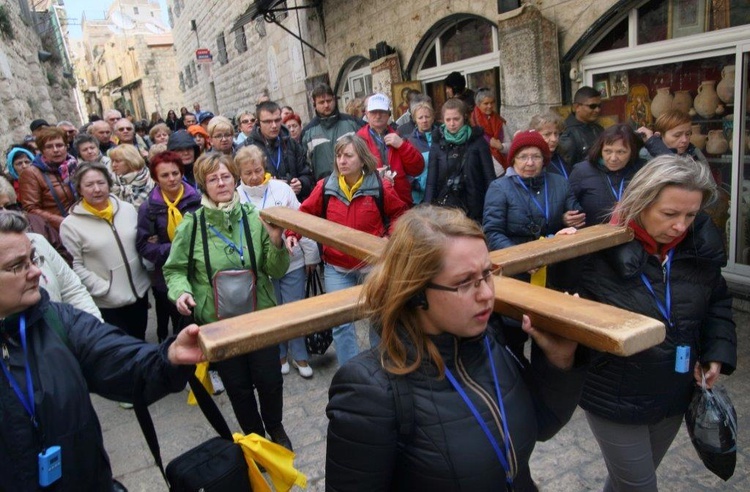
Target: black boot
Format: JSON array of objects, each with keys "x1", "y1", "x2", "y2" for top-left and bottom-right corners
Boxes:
[
  {"x1": 112, "y1": 479, "x2": 128, "y2": 492},
  {"x1": 267, "y1": 426, "x2": 293, "y2": 452}
]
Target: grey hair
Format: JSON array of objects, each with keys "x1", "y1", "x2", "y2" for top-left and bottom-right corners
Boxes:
[
  {"x1": 528, "y1": 112, "x2": 564, "y2": 132},
  {"x1": 614, "y1": 154, "x2": 717, "y2": 226},
  {"x1": 409, "y1": 94, "x2": 432, "y2": 113},
  {"x1": 410, "y1": 101, "x2": 434, "y2": 122},
  {"x1": 57, "y1": 120, "x2": 75, "y2": 128},
  {"x1": 0, "y1": 210, "x2": 29, "y2": 233},
  {"x1": 72, "y1": 161, "x2": 113, "y2": 194},
  {"x1": 474, "y1": 88, "x2": 495, "y2": 106},
  {"x1": 0, "y1": 176, "x2": 17, "y2": 202}
]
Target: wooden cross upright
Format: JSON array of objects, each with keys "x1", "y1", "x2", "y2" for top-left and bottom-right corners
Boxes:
[{"x1": 196, "y1": 207, "x2": 666, "y2": 362}]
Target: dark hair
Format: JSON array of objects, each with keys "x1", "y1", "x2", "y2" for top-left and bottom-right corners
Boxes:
[
  {"x1": 256, "y1": 101, "x2": 280, "y2": 116},
  {"x1": 149, "y1": 151, "x2": 185, "y2": 180},
  {"x1": 73, "y1": 134, "x2": 100, "y2": 152},
  {"x1": 574, "y1": 86, "x2": 601, "y2": 104},
  {"x1": 587, "y1": 123, "x2": 641, "y2": 165},
  {"x1": 311, "y1": 83, "x2": 335, "y2": 101}
]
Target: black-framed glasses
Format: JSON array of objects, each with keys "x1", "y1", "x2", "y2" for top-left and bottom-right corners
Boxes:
[
  {"x1": 583, "y1": 103, "x2": 601, "y2": 110},
  {"x1": 426, "y1": 265, "x2": 501, "y2": 296}
]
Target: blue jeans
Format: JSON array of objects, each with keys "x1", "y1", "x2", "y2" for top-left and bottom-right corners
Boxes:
[
  {"x1": 324, "y1": 264, "x2": 366, "y2": 365},
  {"x1": 272, "y1": 267, "x2": 309, "y2": 362}
]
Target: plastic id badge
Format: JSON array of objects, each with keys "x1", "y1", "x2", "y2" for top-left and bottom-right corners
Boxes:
[
  {"x1": 39, "y1": 445, "x2": 62, "y2": 487},
  {"x1": 675, "y1": 345, "x2": 690, "y2": 374}
]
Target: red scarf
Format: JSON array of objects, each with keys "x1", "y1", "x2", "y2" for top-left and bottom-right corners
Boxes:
[
  {"x1": 627, "y1": 219, "x2": 687, "y2": 260},
  {"x1": 470, "y1": 106, "x2": 506, "y2": 168}
]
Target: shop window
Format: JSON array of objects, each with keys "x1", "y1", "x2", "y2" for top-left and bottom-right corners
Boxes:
[
  {"x1": 337, "y1": 57, "x2": 372, "y2": 109},
  {"x1": 217, "y1": 32, "x2": 228, "y2": 65},
  {"x1": 439, "y1": 18, "x2": 493, "y2": 65},
  {"x1": 234, "y1": 27, "x2": 247, "y2": 54},
  {"x1": 589, "y1": 18, "x2": 628, "y2": 54}
]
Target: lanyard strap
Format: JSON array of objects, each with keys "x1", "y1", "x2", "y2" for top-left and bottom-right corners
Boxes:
[
  {"x1": 209, "y1": 219, "x2": 245, "y2": 266},
  {"x1": 551, "y1": 155, "x2": 568, "y2": 180},
  {"x1": 640, "y1": 249, "x2": 673, "y2": 327},
  {"x1": 606, "y1": 174, "x2": 625, "y2": 201},
  {"x1": 269, "y1": 139, "x2": 282, "y2": 170},
  {"x1": 515, "y1": 176, "x2": 549, "y2": 222},
  {"x1": 241, "y1": 187, "x2": 269, "y2": 209},
  {"x1": 0, "y1": 315, "x2": 37, "y2": 427},
  {"x1": 369, "y1": 128, "x2": 390, "y2": 169},
  {"x1": 443, "y1": 337, "x2": 513, "y2": 486}
]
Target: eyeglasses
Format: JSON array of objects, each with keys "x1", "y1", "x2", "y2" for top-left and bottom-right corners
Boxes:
[
  {"x1": 241, "y1": 119, "x2": 256, "y2": 124},
  {"x1": 426, "y1": 265, "x2": 500, "y2": 296},
  {"x1": 206, "y1": 174, "x2": 235, "y2": 186},
  {"x1": 515, "y1": 153, "x2": 544, "y2": 163},
  {"x1": 116, "y1": 127, "x2": 134, "y2": 132},
  {"x1": 2, "y1": 252, "x2": 44, "y2": 276},
  {"x1": 582, "y1": 103, "x2": 601, "y2": 110},
  {"x1": 259, "y1": 118, "x2": 282, "y2": 126},
  {"x1": 43, "y1": 143, "x2": 66, "y2": 150},
  {"x1": 212, "y1": 134, "x2": 233, "y2": 140}
]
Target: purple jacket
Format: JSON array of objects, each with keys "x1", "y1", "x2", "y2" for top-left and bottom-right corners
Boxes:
[{"x1": 136, "y1": 184, "x2": 202, "y2": 290}]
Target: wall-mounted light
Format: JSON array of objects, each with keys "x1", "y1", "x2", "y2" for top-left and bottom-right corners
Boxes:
[
  {"x1": 38, "y1": 50, "x2": 53, "y2": 62},
  {"x1": 190, "y1": 20, "x2": 197, "y2": 31}
]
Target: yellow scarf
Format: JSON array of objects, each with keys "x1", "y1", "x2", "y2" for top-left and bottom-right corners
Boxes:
[
  {"x1": 338, "y1": 173, "x2": 364, "y2": 202},
  {"x1": 82, "y1": 198, "x2": 114, "y2": 223},
  {"x1": 262, "y1": 172, "x2": 272, "y2": 185},
  {"x1": 232, "y1": 433, "x2": 307, "y2": 492},
  {"x1": 162, "y1": 185, "x2": 185, "y2": 241}
]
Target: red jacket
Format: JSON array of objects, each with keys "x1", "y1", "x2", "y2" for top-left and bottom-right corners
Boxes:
[
  {"x1": 295, "y1": 173, "x2": 407, "y2": 269},
  {"x1": 357, "y1": 125, "x2": 424, "y2": 205}
]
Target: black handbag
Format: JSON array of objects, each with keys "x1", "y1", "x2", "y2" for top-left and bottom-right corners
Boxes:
[
  {"x1": 304, "y1": 267, "x2": 333, "y2": 355},
  {"x1": 133, "y1": 373, "x2": 252, "y2": 491}
]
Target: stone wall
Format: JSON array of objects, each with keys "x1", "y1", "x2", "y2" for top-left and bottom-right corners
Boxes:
[{"x1": 0, "y1": 0, "x2": 78, "y2": 155}]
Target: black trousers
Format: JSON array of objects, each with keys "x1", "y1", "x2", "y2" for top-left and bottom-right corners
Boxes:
[
  {"x1": 100, "y1": 296, "x2": 149, "y2": 340},
  {"x1": 214, "y1": 345, "x2": 283, "y2": 436},
  {"x1": 152, "y1": 287, "x2": 186, "y2": 342}
]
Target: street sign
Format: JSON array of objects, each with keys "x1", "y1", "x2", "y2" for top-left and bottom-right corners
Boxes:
[{"x1": 195, "y1": 48, "x2": 212, "y2": 62}]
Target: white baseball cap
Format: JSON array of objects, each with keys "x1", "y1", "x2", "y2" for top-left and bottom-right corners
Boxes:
[{"x1": 367, "y1": 93, "x2": 391, "y2": 112}]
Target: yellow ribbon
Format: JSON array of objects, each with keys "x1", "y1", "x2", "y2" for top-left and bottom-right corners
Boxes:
[
  {"x1": 186, "y1": 362, "x2": 214, "y2": 405},
  {"x1": 262, "y1": 172, "x2": 272, "y2": 185},
  {"x1": 338, "y1": 173, "x2": 363, "y2": 202},
  {"x1": 529, "y1": 236, "x2": 547, "y2": 287},
  {"x1": 161, "y1": 185, "x2": 185, "y2": 241},
  {"x1": 232, "y1": 433, "x2": 307, "y2": 491},
  {"x1": 82, "y1": 198, "x2": 114, "y2": 223}
]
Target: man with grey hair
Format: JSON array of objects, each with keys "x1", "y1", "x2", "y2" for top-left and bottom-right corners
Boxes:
[
  {"x1": 103, "y1": 109, "x2": 123, "y2": 129},
  {"x1": 57, "y1": 121, "x2": 78, "y2": 157},
  {"x1": 88, "y1": 120, "x2": 116, "y2": 155}
]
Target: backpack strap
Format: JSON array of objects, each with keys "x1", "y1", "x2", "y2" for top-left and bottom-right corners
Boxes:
[
  {"x1": 321, "y1": 175, "x2": 332, "y2": 221},
  {"x1": 40, "y1": 172, "x2": 69, "y2": 217},
  {"x1": 187, "y1": 210, "x2": 199, "y2": 282},
  {"x1": 240, "y1": 206, "x2": 259, "y2": 276},
  {"x1": 198, "y1": 210, "x2": 214, "y2": 282},
  {"x1": 373, "y1": 172, "x2": 390, "y2": 233},
  {"x1": 385, "y1": 371, "x2": 414, "y2": 441}
]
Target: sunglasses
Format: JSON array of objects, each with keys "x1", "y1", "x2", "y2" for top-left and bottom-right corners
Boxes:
[
  {"x1": 241, "y1": 119, "x2": 256, "y2": 124},
  {"x1": 581, "y1": 103, "x2": 601, "y2": 110}
]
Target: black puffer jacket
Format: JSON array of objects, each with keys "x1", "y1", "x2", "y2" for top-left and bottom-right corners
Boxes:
[
  {"x1": 0, "y1": 291, "x2": 190, "y2": 491},
  {"x1": 244, "y1": 126, "x2": 314, "y2": 200},
  {"x1": 578, "y1": 214, "x2": 736, "y2": 425},
  {"x1": 558, "y1": 114, "x2": 603, "y2": 167},
  {"x1": 424, "y1": 126, "x2": 497, "y2": 222},
  {"x1": 568, "y1": 158, "x2": 645, "y2": 227},
  {"x1": 326, "y1": 328, "x2": 585, "y2": 491}
]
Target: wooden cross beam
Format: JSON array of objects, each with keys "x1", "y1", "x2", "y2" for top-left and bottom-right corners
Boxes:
[{"x1": 197, "y1": 208, "x2": 665, "y2": 361}]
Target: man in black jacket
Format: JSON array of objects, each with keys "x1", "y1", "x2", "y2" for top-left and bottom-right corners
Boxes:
[
  {"x1": 245, "y1": 101, "x2": 314, "y2": 200},
  {"x1": 559, "y1": 86, "x2": 604, "y2": 166},
  {"x1": 0, "y1": 211, "x2": 205, "y2": 491}
]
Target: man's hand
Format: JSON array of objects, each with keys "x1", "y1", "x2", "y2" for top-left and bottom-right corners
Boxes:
[
  {"x1": 289, "y1": 177, "x2": 302, "y2": 194},
  {"x1": 167, "y1": 324, "x2": 206, "y2": 365},
  {"x1": 175, "y1": 292, "x2": 196, "y2": 316},
  {"x1": 383, "y1": 133, "x2": 403, "y2": 149},
  {"x1": 563, "y1": 210, "x2": 586, "y2": 228}
]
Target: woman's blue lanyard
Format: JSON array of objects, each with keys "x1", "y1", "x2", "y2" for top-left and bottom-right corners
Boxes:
[
  {"x1": 443, "y1": 336, "x2": 513, "y2": 487},
  {"x1": 0, "y1": 315, "x2": 38, "y2": 427},
  {"x1": 269, "y1": 138, "x2": 282, "y2": 171},
  {"x1": 551, "y1": 155, "x2": 568, "y2": 180},
  {"x1": 640, "y1": 249, "x2": 673, "y2": 328},
  {"x1": 515, "y1": 175, "x2": 549, "y2": 222},
  {"x1": 606, "y1": 174, "x2": 625, "y2": 201},
  {"x1": 209, "y1": 219, "x2": 245, "y2": 266}
]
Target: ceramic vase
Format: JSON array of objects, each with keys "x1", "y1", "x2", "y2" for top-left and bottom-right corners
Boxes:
[
  {"x1": 716, "y1": 65, "x2": 735, "y2": 104},
  {"x1": 706, "y1": 129, "x2": 729, "y2": 155},
  {"x1": 694, "y1": 81, "x2": 720, "y2": 118},
  {"x1": 651, "y1": 87, "x2": 673, "y2": 119},
  {"x1": 672, "y1": 90, "x2": 693, "y2": 114},
  {"x1": 690, "y1": 124, "x2": 707, "y2": 150}
]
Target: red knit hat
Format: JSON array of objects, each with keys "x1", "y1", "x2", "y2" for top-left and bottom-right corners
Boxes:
[{"x1": 507, "y1": 130, "x2": 551, "y2": 166}]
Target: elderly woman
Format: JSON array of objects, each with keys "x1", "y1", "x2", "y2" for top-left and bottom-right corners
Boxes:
[
  {"x1": 136, "y1": 151, "x2": 202, "y2": 343},
  {"x1": 109, "y1": 144, "x2": 155, "y2": 208},
  {"x1": 149, "y1": 123, "x2": 172, "y2": 146},
  {"x1": 578, "y1": 155, "x2": 736, "y2": 491},
  {"x1": 236, "y1": 146, "x2": 320, "y2": 377},
  {"x1": 470, "y1": 88, "x2": 509, "y2": 176},
  {"x1": 568, "y1": 123, "x2": 646, "y2": 227},
  {"x1": 529, "y1": 112, "x2": 570, "y2": 180},
  {"x1": 60, "y1": 162, "x2": 151, "y2": 340},
  {"x1": 405, "y1": 101, "x2": 438, "y2": 204},
  {"x1": 287, "y1": 134, "x2": 407, "y2": 366},
  {"x1": 326, "y1": 205, "x2": 585, "y2": 491},
  {"x1": 234, "y1": 111, "x2": 256, "y2": 146},
  {"x1": 424, "y1": 99, "x2": 496, "y2": 223},
  {"x1": 207, "y1": 116, "x2": 235, "y2": 156},
  {"x1": 283, "y1": 112, "x2": 303, "y2": 143},
  {"x1": 73, "y1": 134, "x2": 112, "y2": 168},
  {"x1": 19, "y1": 127, "x2": 78, "y2": 230},
  {"x1": 4, "y1": 146, "x2": 34, "y2": 194},
  {"x1": 163, "y1": 152, "x2": 293, "y2": 449}
]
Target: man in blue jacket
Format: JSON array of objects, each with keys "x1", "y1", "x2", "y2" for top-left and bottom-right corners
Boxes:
[{"x1": 0, "y1": 211, "x2": 205, "y2": 491}]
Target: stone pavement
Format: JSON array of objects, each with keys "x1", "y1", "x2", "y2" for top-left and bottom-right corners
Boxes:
[{"x1": 98, "y1": 306, "x2": 750, "y2": 491}]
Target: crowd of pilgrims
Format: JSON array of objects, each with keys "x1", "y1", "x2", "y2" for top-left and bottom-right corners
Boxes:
[{"x1": 0, "y1": 73, "x2": 736, "y2": 490}]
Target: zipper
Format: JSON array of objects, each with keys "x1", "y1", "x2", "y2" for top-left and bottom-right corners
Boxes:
[
  {"x1": 2, "y1": 343, "x2": 9, "y2": 366},
  {"x1": 109, "y1": 221, "x2": 139, "y2": 299}
]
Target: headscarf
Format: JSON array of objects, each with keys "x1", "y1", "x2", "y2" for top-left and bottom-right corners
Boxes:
[
  {"x1": 5, "y1": 148, "x2": 35, "y2": 180},
  {"x1": 471, "y1": 105, "x2": 507, "y2": 168}
]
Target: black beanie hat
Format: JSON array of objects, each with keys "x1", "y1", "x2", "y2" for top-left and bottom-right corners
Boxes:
[{"x1": 444, "y1": 71, "x2": 466, "y2": 92}]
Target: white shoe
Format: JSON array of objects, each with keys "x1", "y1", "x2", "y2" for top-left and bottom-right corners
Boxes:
[
  {"x1": 280, "y1": 361, "x2": 290, "y2": 375},
  {"x1": 118, "y1": 401, "x2": 134, "y2": 409},
  {"x1": 293, "y1": 360, "x2": 313, "y2": 378},
  {"x1": 209, "y1": 370, "x2": 225, "y2": 395}
]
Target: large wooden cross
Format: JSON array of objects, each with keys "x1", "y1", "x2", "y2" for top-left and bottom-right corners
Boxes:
[{"x1": 196, "y1": 207, "x2": 665, "y2": 361}]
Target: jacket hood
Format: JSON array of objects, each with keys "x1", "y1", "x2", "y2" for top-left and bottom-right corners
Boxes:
[
  {"x1": 5, "y1": 148, "x2": 35, "y2": 179},
  {"x1": 247, "y1": 124, "x2": 291, "y2": 147},
  {"x1": 167, "y1": 130, "x2": 199, "y2": 155},
  {"x1": 323, "y1": 172, "x2": 382, "y2": 204}
]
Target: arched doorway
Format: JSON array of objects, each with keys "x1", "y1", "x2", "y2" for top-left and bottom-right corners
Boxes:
[{"x1": 335, "y1": 56, "x2": 372, "y2": 110}]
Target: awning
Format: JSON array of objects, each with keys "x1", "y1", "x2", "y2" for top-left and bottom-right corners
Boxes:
[{"x1": 114, "y1": 78, "x2": 142, "y2": 93}]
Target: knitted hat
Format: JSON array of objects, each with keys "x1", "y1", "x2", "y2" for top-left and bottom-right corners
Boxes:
[
  {"x1": 507, "y1": 130, "x2": 551, "y2": 166},
  {"x1": 444, "y1": 72, "x2": 466, "y2": 92}
]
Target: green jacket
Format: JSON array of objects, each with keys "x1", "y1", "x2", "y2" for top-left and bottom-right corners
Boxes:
[{"x1": 163, "y1": 202, "x2": 289, "y2": 324}]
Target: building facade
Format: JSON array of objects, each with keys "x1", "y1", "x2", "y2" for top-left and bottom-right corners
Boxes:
[{"x1": 169, "y1": 0, "x2": 750, "y2": 287}]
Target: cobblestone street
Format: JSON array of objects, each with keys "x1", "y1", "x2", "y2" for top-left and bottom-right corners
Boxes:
[{"x1": 99, "y1": 308, "x2": 750, "y2": 491}]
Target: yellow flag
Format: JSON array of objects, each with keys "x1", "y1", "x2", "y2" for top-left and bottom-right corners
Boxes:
[{"x1": 233, "y1": 433, "x2": 308, "y2": 491}]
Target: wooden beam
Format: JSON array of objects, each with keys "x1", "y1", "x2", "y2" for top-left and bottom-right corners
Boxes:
[
  {"x1": 491, "y1": 225, "x2": 633, "y2": 276},
  {"x1": 260, "y1": 206, "x2": 386, "y2": 263}
]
